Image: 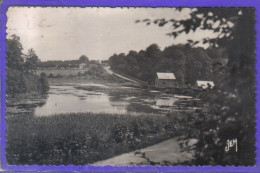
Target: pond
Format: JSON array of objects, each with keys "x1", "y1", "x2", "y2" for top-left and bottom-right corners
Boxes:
[{"x1": 7, "y1": 83, "x2": 201, "y2": 116}]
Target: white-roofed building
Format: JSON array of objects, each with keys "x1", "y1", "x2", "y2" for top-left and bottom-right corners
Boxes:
[
  {"x1": 197, "y1": 80, "x2": 214, "y2": 89},
  {"x1": 155, "y1": 72, "x2": 177, "y2": 88}
]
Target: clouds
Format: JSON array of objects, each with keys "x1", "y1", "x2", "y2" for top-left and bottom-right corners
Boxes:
[{"x1": 7, "y1": 7, "x2": 217, "y2": 61}]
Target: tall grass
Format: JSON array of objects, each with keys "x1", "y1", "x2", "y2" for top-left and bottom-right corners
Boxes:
[{"x1": 6, "y1": 112, "x2": 193, "y2": 165}]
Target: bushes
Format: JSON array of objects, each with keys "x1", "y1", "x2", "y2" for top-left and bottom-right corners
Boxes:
[
  {"x1": 6, "y1": 112, "x2": 180, "y2": 165},
  {"x1": 193, "y1": 91, "x2": 256, "y2": 166},
  {"x1": 7, "y1": 69, "x2": 49, "y2": 96},
  {"x1": 39, "y1": 73, "x2": 49, "y2": 92}
]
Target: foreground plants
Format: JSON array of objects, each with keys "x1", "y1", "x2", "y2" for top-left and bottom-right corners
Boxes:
[{"x1": 6, "y1": 112, "x2": 195, "y2": 165}]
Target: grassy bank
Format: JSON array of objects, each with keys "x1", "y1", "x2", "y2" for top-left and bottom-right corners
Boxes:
[{"x1": 6, "y1": 112, "x2": 196, "y2": 165}]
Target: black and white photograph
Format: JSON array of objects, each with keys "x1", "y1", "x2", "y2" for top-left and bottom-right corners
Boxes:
[{"x1": 5, "y1": 7, "x2": 256, "y2": 166}]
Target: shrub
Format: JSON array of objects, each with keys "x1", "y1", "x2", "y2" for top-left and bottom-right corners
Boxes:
[
  {"x1": 7, "y1": 69, "x2": 49, "y2": 96},
  {"x1": 39, "y1": 73, "x2": 49, "y2": 92}
]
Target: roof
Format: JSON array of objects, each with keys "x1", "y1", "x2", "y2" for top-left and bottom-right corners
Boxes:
[
  {"x1": 197, "y1": 80, "x2": 214, "y2": 89},
  {"x1": 156, "y1": 72, "x2": 176, "y2": 80}
]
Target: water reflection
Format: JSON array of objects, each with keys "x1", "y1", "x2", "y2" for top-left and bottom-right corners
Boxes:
[
  {"x1": 9, "y1": 83, "x2": 201, "y2": 116},
  {"x1": 35, "y1": 85, "x2": 129, "y2": 116},
  {"x1": 156, "y1": 98, "x2": 177, "y2": 107}
]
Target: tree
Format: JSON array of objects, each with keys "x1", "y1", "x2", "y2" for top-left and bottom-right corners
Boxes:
[
  {"x1": 6, "y1": 35, "x2": 49, "y2": 95},
  {"x1": 146, "y1": 44, "x2": 161, "y2": 59},
  {"x1": 163, "y1": 45, "x2": 187, "y2": 84},
  {"x1": 141, "y1": 8, "x2": 255, "y2": 85},
  {"x1": 24, "y1": 48, "x2": 40, "y2": 73},
  {"x1": 185, "y1": 47, "x2": 212, "y2": 84},
  {"x1": 79, "y1": 55, "x2": 89, "y2": 64},
  {"x1": 6, "y1": 35, "x2": 24, "y2": 70},
  {"x1": 141, "y1": 8, "x2": 256, "y2": 165}
]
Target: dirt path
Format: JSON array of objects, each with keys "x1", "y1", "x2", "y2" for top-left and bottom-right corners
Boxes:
[
  {"x1": 104, "y1": 67, "x2": 146, "y2": 85},
  {"x1": 93, "y1": 137, "x2": 197, "y2": 166}
]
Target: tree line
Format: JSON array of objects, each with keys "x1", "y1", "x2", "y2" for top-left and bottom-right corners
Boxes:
[
  {"x1": 108, "y1": 43, "x2": 225, "y2": 86},
  {"x1": 38, "y1": 55, "x2": 90, "y2": 69}
]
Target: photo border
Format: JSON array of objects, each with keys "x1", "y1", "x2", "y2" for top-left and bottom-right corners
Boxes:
[{"x1": 1, "y1": 0, "x2": 260, "y2": 172}]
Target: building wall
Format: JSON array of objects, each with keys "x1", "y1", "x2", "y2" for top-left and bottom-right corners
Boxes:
[{"x1": 155, "y1": 78, "x2": 177, "y2": 88}]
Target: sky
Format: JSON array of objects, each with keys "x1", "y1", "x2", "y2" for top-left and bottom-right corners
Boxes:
[{"x1": 7, "y1": 7, "x2": 218, "y2": 61}]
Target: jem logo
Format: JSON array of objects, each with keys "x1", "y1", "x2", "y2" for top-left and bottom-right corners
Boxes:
[{"x1": 225, "y1": 138, "x2": 238, "y2": 152}]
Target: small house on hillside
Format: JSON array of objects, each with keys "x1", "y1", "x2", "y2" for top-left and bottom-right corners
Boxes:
[
  {"x1": 155, "y1": 72, "x2": 177, "y2": 88},
  {"x1": 197, "y1": 80, "x2": 214, "y2": 89}
]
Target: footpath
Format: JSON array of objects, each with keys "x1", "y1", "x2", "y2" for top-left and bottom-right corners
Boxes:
[{"x1": 93, "y1": 137, "x2": 198, "y2": 166}]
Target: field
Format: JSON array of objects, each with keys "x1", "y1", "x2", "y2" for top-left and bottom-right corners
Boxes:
[
  {"x1": 6, "y1": 111, "x2": 198, "y2": 165},
  {"x1": 36, "y1": 66, "x2": 121, "y2": 84}
]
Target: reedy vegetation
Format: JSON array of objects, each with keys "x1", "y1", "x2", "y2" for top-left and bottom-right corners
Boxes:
[{"x1": 6, "y1": 112, "x2": 198, "y2": 165}]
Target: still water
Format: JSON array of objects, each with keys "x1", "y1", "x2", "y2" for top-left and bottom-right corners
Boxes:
[
  {"x1": 34, "y1": 84, "x2": 130, "y2": 116},
  {"x1": 8, "y1": 83, "x2": 201, "y2": 116}
]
